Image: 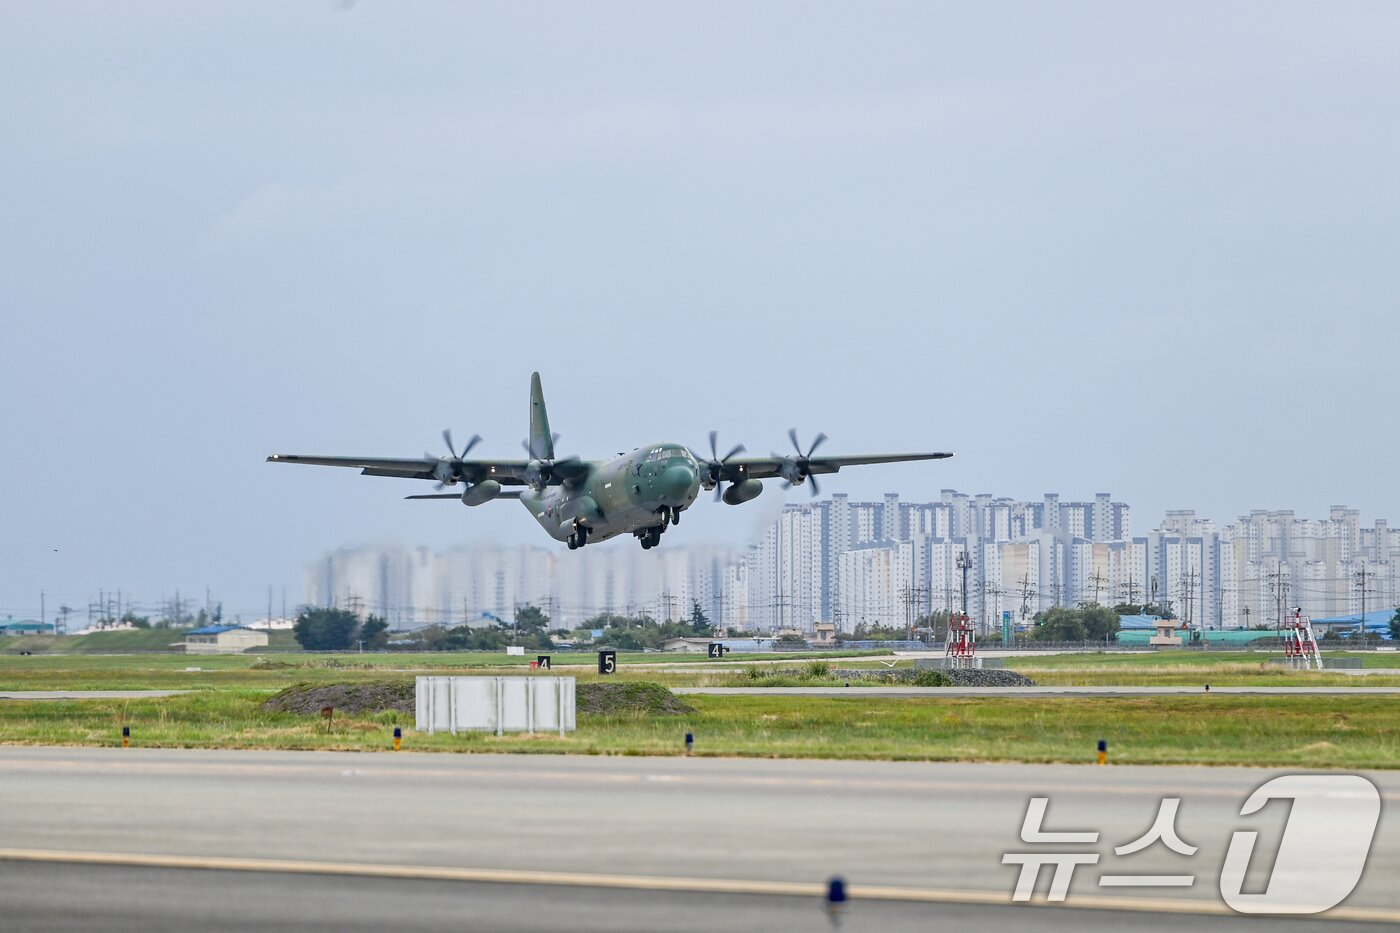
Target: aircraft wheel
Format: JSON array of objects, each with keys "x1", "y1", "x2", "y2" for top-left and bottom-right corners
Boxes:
[
  {"x1": 567, "y1": 533, "x2": 578, "y2": 550},
  {"x1": 672, "y1": 509, "x2": 681, "y2": 526},
  {"x1": 577, "y1": 526, "x2": 587, "y2": 548}
]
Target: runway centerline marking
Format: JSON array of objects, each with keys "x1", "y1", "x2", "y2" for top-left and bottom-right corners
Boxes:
[{"x1": 0, "y1": 847, "x2": 1394, "y2": 923}]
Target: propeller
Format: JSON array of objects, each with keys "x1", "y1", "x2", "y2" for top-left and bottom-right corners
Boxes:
[
  {"x1": 521, "y1": 433, "x2": 579, "y2": 490},
  {"x1": 778, "y1": 428, "x2": 827, "y2": 497},
  {"x1": 430, "y1": 429, "x2": 482, "y2": 489},
  {"x1": 694, "y1": 430, "x2": 747, "y2": 501}
]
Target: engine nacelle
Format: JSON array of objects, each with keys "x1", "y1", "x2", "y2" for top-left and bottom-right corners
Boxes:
[
  {"x1": 723, "y1": 479, "x2": 764, "y2": 505},
  {"x1": 779, "y1": 462, "x2": 806, "y2": 486},
  {"x1": 460, "y1": 480, "x2": 502, "y2": 507}
]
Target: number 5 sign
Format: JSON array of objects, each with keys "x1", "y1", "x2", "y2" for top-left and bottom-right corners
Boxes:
[{"x1": 598, "y1": 650, "x2": 617, "y2": 675}]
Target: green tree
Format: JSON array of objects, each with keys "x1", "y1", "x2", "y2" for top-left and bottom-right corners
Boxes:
[
  {"x1": 293, "y1": 608, "x2": 360, "y2": 651},
  {"x1": 688, "y1": 601, "x2": 713, "y2": 636},
  {"x1": 513, "y1": 604, "x2": 550, "y2": 634},
  {"x1": 915, "y1": 609, "x2": 953, "y2": 641},
  {"x1": 1031, "y1": 607, "x2": 1086, "y2": 641},
  {"x1": 1080, "y1": 604, "x2": 1120, "y2": 641},
  {"x1": 1390, "y1": 608, "x2": 1400, "y2": 641},
  {"x1": 359, "y1": 615, "x2": 390, "y2": 650}
]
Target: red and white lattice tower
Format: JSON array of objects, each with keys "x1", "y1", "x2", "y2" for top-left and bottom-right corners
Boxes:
[
  {"x1": 1281, "y1": 608, "x2": 1322, "y2": 670},
  {"x1": 946, "y1": 612, "x2": 977, "y2": 669}
]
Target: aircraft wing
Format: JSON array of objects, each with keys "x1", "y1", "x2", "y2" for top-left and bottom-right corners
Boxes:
[
  {"x1": 718, "y1": 452, "x2": 954, "y2": 481},
  {"x1": 266, "y1": 453, "x2": 547, "y2": 486}
]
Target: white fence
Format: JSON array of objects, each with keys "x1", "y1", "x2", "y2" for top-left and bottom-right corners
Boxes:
[{"x1": 415, "y1": 676, "x2": 576, "y2": 735}]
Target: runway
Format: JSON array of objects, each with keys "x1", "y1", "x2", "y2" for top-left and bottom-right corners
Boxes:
[
  {"x1": 0, "y1": 690, "x2": 191, "y2": 700},
  {"x1": 674, "y1": 685, "x2": 1400, "y2": 696},
  {"x1": 0, "y1": 748, "x2": 1395, "y2": 930}
]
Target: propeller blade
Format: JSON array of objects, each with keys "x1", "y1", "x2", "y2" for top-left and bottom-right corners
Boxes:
[
  {"x1": 442, "y1": 429, "x2": 457, "y2": 459},
  {"x1": 461, "y1": 434, "x2": 482, "y2": 457},
  {"x1": 805, "y1": 433, "x2": 828, "y2": 459},
  {"x1": 709, "y1": 430, "x2": 719, "y2": 461},
  {"x1": 809, "y1": 473, "x2": 820, "y2": 497},
  {"x1": 788, "y1": 428, "x2": 802, "y2": 456},
  {"x1": 714, "y1": 484, "x2": 724, "y2": 502},
  {"x1": 722, "y1": 443, "x2": 745, "y2": 462}
]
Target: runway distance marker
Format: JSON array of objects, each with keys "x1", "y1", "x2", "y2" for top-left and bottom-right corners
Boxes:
[{"x1": 0, "y1": 848, "x2": 1394, "y2": 923}]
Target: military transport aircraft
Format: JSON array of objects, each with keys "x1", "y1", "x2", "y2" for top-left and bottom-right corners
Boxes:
[{"x1": 268, "y1": 373, "x2": 953, "y2": 550}]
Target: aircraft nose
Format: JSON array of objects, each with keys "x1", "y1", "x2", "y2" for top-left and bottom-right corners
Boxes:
[{"x1": 661, "y1": 463, "x2": 697, "y2": 501}]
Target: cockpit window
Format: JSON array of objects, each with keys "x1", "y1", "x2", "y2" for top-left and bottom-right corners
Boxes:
[{"x1": 642, "y1": 447, "x2": 693, "y2": 463}]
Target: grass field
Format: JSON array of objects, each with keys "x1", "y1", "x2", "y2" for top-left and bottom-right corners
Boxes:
[
  {"x1": 1, "y1": 650, "x2": 1397, "y2": 767},
  {"x1": 1, "y1": 690, "x2": 1395, "y2": 768}
]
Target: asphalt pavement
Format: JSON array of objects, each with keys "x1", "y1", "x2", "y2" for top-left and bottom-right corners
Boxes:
[{"x1": 0, "y1": 748, "x2": 1394, "y2": 931}]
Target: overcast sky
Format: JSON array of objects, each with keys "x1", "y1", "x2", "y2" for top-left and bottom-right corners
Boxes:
[{"x1": 3, "y1": 3, "x2": 1398, "y2": 619}]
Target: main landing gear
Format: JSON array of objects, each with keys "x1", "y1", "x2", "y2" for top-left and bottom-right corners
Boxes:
[{"x1": 567, "y1": 523, "x2": 589, "y2": 550}]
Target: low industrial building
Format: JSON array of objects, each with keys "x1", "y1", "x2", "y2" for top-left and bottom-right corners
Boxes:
[
  {"x1": 0, "y1": 619, "x2": 54, "y2": 636},
  {"x1": 184, "y1": 625, "x2": 269, "y2": 654}
]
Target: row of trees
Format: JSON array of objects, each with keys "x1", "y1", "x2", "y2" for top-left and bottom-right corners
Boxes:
[
  {"x1": 386, "y1": 601, "x2": 717, "y2": 652},
  {"x1": 292, "y1": 609, "x2": 389, "y2": 651},
  {"x1": 294, "y1": 601, "x2": 1400, "y2": 652}
]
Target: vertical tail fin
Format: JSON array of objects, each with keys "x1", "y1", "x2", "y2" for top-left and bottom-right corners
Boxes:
[{"x1": 528, "y1": 372, "x2": 555, "y2": 460}]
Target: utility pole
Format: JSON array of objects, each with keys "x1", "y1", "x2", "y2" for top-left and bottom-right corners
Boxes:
[
  {"x1": 40, "y1": 590, "x2": 45, "y2": 629},
  {"x1": 1183, "y1": 567, "x2": 1197, "y2": 630},
  {"x1": 1018, "y1": 570, "x2": 1034, "y2": 622},
  {"x1": 1354, "y1": 560, "x2": 1375, "y2": 633},
  {"x1": 1266, "y1": 559, "x2": 1285, "y2": 629},
  {"x1": 1089, "y1": 569, "x2": 1107, "y2": 606}
]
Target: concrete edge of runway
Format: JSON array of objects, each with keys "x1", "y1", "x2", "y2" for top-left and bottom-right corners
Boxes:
[{"x1": 0, "y1": 847, "x2": 1393, "y2": 925}]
